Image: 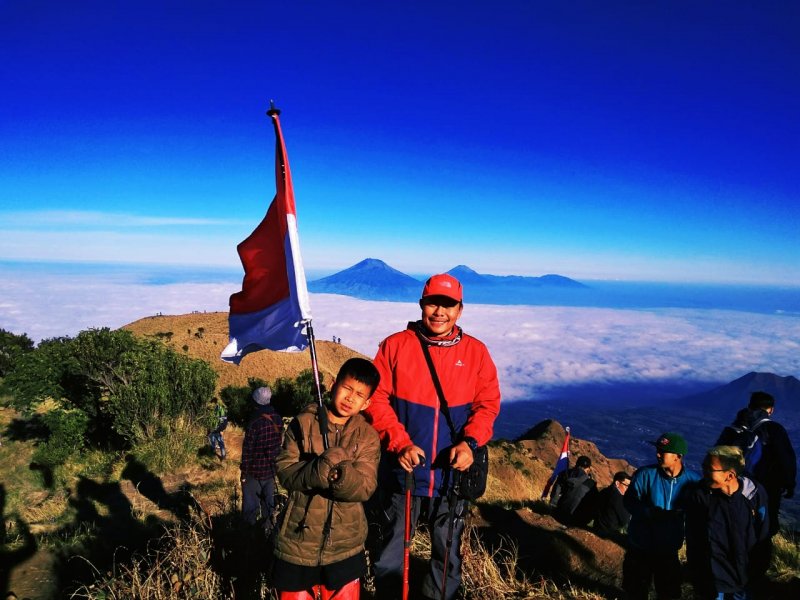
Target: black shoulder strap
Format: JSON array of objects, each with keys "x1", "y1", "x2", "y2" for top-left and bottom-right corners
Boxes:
[{"x1": 416, "y1": 332, "x2": 458, "y2": 441}]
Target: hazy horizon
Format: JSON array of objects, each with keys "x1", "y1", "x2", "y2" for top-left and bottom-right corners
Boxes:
[{"x1": 2, "y1": 262, "x2": 798, "y2": 405}]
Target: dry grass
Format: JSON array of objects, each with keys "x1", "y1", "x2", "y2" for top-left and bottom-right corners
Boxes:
[
  {"x1": 461, "y1": 522, "x2": 607, "y2": 600},
  {"x1": 70, "y1": 522, "x2": 234, "y2": 600},
  {"x1": 123, "y1": 312, "x2": 365, "y2": 392},
  {"x1": 769, "y1": 529, "x2": 800, "y2": 582}
]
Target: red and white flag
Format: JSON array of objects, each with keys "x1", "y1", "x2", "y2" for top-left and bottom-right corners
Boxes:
[
  {"x1": 542, "y1": 426, "x2": 571, "y2": 499},
  {"x1": 221, "y1": 109, "x2": 312, "y2": 364}
]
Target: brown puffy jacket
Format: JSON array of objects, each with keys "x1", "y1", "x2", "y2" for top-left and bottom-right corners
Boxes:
[{"x1": 274, "y1": 403, "x2": 380, "y2": 566}]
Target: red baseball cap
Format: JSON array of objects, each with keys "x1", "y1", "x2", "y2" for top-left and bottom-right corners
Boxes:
[{"x1": 421, "y1": 274, "x2": 463, "y2": 302}]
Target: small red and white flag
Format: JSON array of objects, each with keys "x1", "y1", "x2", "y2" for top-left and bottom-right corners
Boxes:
[
  {"x1": 542, "y1": 426, "x2": 571, "y2": 499},
  {"x1": 221, "y1": 108, "x2": 312, "y2": 364}
]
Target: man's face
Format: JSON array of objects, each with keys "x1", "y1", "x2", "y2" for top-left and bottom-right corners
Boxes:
[
  {"x1": 615, "y1": 478, "x2": 631, "y2": 495},
  {"x1": 702, "y1": 455, "x2": 735, "y2": 490},
  {"x1": 656, "y1": 450, "x2": 681, "y2": 471},
  {"x1": 420, "y1": 296, "x2": 463, "y2": 337}
]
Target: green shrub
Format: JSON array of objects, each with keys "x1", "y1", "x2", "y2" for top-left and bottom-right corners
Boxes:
[
  {"x1": 219, "y1": 377, "x2": 268, "y2": 427},
  {"x1": 131, "y1": 416, "x2": 205, "y2": 474},
  {"x1": 271, "y1": 369, "x2": 327, "y2": 418},
  {"x1": 4, "y1": 337, "x2": 72, "y2": 410},
  {"x1": 32, "y1": 406, "x2": 89, "y2": 470},
  {"x1": 106, "y1": 338, "x2": 216, "y2": 446},
  {"x1": 5, "y1": 328, "x2": 217, "y2": 452},
  {"x1": 0, "y1": 328, "x2": 34, "y2": 377}
]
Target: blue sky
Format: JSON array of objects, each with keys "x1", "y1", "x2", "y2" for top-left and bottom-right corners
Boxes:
[{"x1": 1, "y1": 1, "x2": 799, "y2": 284}]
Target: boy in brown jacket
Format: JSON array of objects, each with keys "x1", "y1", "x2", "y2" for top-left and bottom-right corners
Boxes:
[{"x1": 273, "y1": 358, "x2": 381, "y2": 600}]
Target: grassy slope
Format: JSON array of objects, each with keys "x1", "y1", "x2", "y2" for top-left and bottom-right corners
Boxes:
[{"x1": 123, "y1": 311, "x2": 365, "y2": 392}]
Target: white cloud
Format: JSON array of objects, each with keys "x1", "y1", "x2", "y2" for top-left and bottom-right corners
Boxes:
[{"x1": 1, "y1": 274, "x2": 798, "y2": 401}]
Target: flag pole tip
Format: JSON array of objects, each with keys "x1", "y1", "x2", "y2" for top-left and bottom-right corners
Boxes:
[{"x1": 267, "y1": 99, "x2": 281, "y2": 116}]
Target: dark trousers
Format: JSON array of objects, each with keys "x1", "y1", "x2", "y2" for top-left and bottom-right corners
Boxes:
[
  {"x1": 373, "y1": 492, "x2": 465, "y2": 600},
  {"x1": 208, "y1": 431, "x2": 225, "y2": 458},
  {"x1": 622, "y1": 548, "x2": 682, "y2": 600},
  {"x1": 241, "y1": 477, "x2": 275, "y2": 530}
]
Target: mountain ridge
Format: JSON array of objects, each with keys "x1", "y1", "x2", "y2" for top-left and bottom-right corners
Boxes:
[{"x1": 307, "y1": 258, "x2": 587, "y2": 302}]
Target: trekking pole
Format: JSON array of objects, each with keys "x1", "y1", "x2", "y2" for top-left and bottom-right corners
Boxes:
[
  {"x1": 402, "y1": 468, "x2": 415, "y2": 600},
  {"x1": 440, "y1": 469, "x2": 460, "y2": 600}
]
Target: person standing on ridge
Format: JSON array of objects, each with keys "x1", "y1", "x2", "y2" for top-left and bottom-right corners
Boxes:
[
  {"x1": 683, "y1": 445, "x2": 770, "y2": 600},
  {"x1": 715, "y1": 390, "x2": 796, "y2": 537},
  {"x1": 240, "y1": 386, "x2": 283, "y2": 532},
  {"x1": 365, "y1": 273, "x2": 501, "y2": 600},
  {"x1": 208, "y1": 397, "x2": 228, "y2": 460},
  {"x1": 623, "y1": 431, "x2": 701, "y2": 600}
]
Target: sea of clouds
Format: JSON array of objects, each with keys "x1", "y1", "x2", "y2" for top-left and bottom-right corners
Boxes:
[{"x1": 2, "y1": 269, "x2": 798, "y2": 402}]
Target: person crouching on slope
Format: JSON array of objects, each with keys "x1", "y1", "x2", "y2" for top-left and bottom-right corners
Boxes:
[{"x1": 272, "y1": 358, "x2": 381, "y2": 600}]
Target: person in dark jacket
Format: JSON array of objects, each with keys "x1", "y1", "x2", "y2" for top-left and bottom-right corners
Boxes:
[
  {"x1": 593, "y1": 471, "x2": 632, "y2": 541},
  {"x1": 683, "y1": 445, "x2": 770, "y2": 600},
  {"x1": 716, "y1": 390, "x2": 796, "y2": 536},
  {"x1": 240, "y1": 386, "x2": 284, "y2": 531},
  {"x1": 549, "y1": 455, "x2": 597, "y2": 526},
  {"x1": 623, "y1": 431, "x2": 702, "y2": 600}
]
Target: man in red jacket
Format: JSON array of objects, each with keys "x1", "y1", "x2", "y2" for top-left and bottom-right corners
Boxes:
[{"x1": 366, "y1": 273, "x2": 501, "y2": 600}]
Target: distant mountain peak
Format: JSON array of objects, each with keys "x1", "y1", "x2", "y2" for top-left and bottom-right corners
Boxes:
[
  {"x1": 677, "y1": 371, "x2": 800, "y2": 411},
  {"x1": 308, "y1": 258, "x2": 588, "y2": 304},
  {"x1": 447, "y1": 265, "x2": 487, "y2": 283}
]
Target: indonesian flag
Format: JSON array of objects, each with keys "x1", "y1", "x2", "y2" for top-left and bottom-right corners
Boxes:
[
  {"x1": 221, "y1": 108, "x2": 312, "y2": 364},
  {"x1": 541, "y1": 426, "x2": 570, "y2": 499}
]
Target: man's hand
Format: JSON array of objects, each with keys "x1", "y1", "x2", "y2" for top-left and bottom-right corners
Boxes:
[
  {"x1": 398, "y1": 444, "x2": 426, "y2": 472},
  {"x1": 449, "y1": 441, "x2": 474, "y2": 471}
]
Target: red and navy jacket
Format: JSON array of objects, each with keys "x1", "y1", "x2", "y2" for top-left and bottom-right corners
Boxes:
[{"x1": 365, "y1": 322, "x2": 501, "y2": 497}]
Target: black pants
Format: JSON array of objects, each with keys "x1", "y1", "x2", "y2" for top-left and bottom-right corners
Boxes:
[
  {"x1": 622, "y1": 548, "x2": 682, "y2": 600},
  {"x1": 373, "y1": 492, "x2": 465, "y2": 600}
]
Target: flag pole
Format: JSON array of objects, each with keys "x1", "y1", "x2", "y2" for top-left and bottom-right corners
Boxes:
[
  {"x1": 304, "y1": 321, "x2": 330, "y2": 450},
  {"x1": 263, "y1": 100, "x2": 329, "y2": 450}
]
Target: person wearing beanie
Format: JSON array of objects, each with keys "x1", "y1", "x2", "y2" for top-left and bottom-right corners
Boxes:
[
  {"x1": 365, "y1": 273, "x2": 501, "y2": 600},
  {"x1": 623, "y1": 431, "x2": 701, "y2": 600},
  {"x1": 240, "y1": 386, "x2": 284, "y2": 531}
]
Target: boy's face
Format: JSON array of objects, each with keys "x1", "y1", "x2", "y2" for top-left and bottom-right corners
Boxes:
[{"x1": 329, "y1": 374, "x2": 372, "y2": 424}]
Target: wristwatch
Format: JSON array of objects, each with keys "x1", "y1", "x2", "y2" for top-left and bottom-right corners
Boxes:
[{"x1": 463, "y1": 436, "x2": 478, "y2": 452}]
